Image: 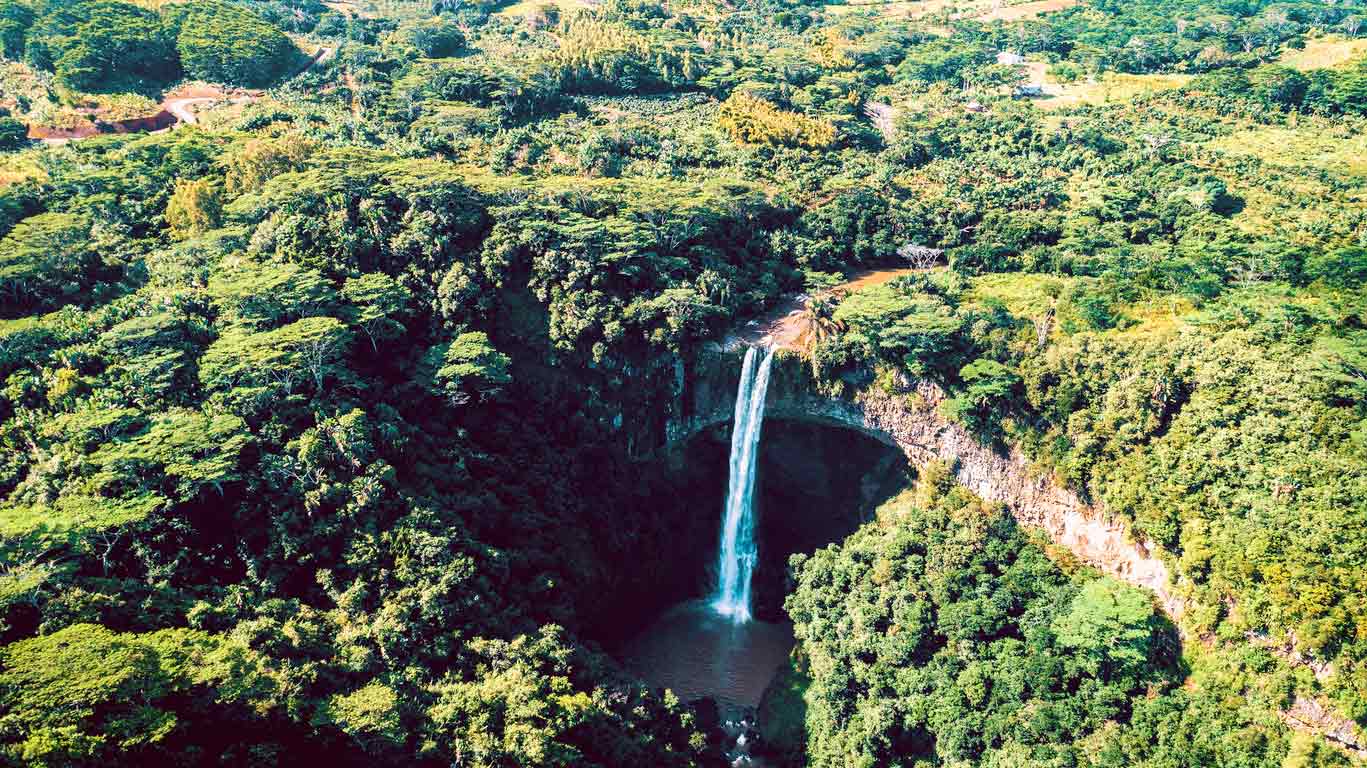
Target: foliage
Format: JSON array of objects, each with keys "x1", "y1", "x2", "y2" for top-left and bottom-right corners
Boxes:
[
  {"x1": 397, "y1": 18, "x2": 465, "y2": 58},
  {"x1": 0, "y1": 212, "x2": 102, "y2": 317},
  {"x1": 787, "y1": 479, "x2": 1173, "y2": 767},
  {"x1": 37, "y1": 0, "x2": 179, "y2": 92},
  {"x1": 166, "y1": 1, "x2": 299, "y2": 88},
  {"x1": 0, "y1": 118, "x2": 27, "y2": 152},
  {"x1": 423, "y1": 331, "x2": 510, "y2": 405},
  {"x1": 3, "y1": 0, "x2": 1367, "y2": 762},
  {"x1": 14, "y1": 0, "x2": 296, "y2": 93},
  {"x1": 718, "y1": 92, "x2": 837, "y2": 149},
  {"x1": 164, "y1": 177, "x2": 222, "y2": 239},
  {"x1": 0, "y1": 623, "x2": 258, "y2": 766}
]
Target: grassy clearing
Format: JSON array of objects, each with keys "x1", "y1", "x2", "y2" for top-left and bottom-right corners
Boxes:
[
  {"x1": 971, "y1": 274, "x2": 1197, "y2": 340},
  {"x1": 0, "y1": 151, "x2": 47, "y2": 188},
  {"x1": 1206, "y1": 122, "x2": 1367, "y2": 178},
  {"x1": 0, "y1": 60, "x2": 167, "y2": 128},
  {"x1": 321, "y1": 0, "x2": 369, "y2": 18},
  {"x1": 1277, "y1": 36, "x2": 1367, "y2": 71},
  {"x1": 975, "y1": 0, "x2": 1077, "y2": 22},
  {"x1": 1031, "y1": 72, "x2": 1192, "y2": 110},
  {"x1": 968, "y1": 273, "x2": 1072, "y2": 316},
  {"x1": 1225, "y1": 179, "x2": 1357, "y2": 242},
  {"x1": 825, "y1": 0, "x2": 946, "y2": 17},
  {"x1": 824, "y1": 0, "x2": 1073, "y2": 20},
  {"x1": 494, "y1": 0, "x2": 593, "y2": 18},
  {"x1": 825, "y1": 0, "x2": 981, "y2": 19}
]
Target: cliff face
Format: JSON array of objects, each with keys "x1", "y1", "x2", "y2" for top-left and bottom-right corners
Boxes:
[
  {"x1": 665, "y1": 347, "x2": 1184, "y2": 619},
  {"x1": 856, "y1": 380, "x2": 1186, "y2": 619}
]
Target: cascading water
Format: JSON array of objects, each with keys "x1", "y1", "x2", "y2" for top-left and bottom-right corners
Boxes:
[{"x1": 712, "y1": 345, "x2": 776, "y2": 622}]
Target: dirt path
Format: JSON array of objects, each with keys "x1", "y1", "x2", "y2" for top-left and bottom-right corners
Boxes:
[{"x1": 164, "y1": 97, "x2": 217, "y2": 125}]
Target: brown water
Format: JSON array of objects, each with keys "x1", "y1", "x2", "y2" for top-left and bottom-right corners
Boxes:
[{"x1": 619, "y1": 600, "x2": 796, "y2": 712}]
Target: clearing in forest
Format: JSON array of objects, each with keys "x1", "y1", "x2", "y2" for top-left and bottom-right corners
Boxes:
[
  {"x1": 1028, "y1": 71, "x2": 1191, "y2": 110},
  {"x1": 731, "y1": 268, "x2": 926, "y2": 350},
  {"x1": 974, "y1": 0, "x2": 1077, "y2": 22},
  {"x1": 1277, "y1": 36, "x2": 1367, "y2": 71},
  {"x1": 1207, "y1": 123, "x2": 1367, "y2": 178},
  {"x1": 825, "y1": 0, "x2": 1074, "y2": 20},
  {"x1": 495, "y1": 0, "x2": 595, "y2": 17}
]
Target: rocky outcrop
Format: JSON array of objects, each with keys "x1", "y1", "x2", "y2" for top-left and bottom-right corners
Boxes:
[{"x1": 1283, "y1": 697, "x2": 1366, "y2": 758}]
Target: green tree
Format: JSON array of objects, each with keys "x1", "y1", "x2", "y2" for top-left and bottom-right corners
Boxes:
[
  {"x1": 1054, "y1": 577, "x2": 1156, "y2": 677},
  {"x1": 398, "y1": 18, "x2": 465, "y2": 58},
  {"x1": 423, "y1": 332, "x2": 511, "y2": 406},
  {"x1": 207, "y1": 260, "x2": 338, "y2": 330},
  {"x1": 0, "y1": 0, "x2": 33, "y2": 59},
  {"x1": 342, "y1": 273, "x2": 412, "y2": 351},
  {"x1": 165, "y1": 178, "x2": 222, "y2": 239},
  {"x1": 0, "y1": 118, "x2": 27, "y2": 152},
  {"x1": 49, "y1": 1, "x2": 179, "y2": 92},
  {"x1": 0, "y1": 624, "x2": 242, "y2": 766},
  {"x1": 314, "y1": 682, "x2": 405, "y2": 754},
  {"x1": 0, "y1": 212, "x2": 100, "y2": 316},
  {"x1": 943, "y1": 358, "x2": 1020, "y2": 433},
  {"x1": 1303, "y1": 247, "x2": 1367, "y2": 289},
  {"x1": 199, "y1": 316, "x2": 352, "y2": 398},
  {"x1": 422, "y1": 628, "x2": 595, "y2": 767},
  {"x1": 165, "y1": 0, "x2": 297, "y2": 87}
]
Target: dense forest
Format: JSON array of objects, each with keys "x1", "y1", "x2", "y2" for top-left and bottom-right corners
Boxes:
[{"x1": 1, "y1": 0, "x2": 1366, "y2": 764}]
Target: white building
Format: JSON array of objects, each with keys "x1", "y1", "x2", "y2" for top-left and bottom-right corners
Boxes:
[{"x1": 996, "y1": 51, "x2": 1025, "y2": 66}]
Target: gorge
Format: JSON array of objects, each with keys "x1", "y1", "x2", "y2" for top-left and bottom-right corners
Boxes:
[
  {"x1": 622, "y1": 341, "x2": 1181, "y2": 714},
  {"x1": 615, "y1": 329, "x2": 1366, "y2": 762}
]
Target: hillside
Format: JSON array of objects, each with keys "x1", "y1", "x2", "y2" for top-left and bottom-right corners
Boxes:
[{"x1": 1, "y1": 0, "x2": 1366, "y2": 765}]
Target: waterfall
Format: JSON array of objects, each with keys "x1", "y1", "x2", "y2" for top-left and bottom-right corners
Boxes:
[{"x1": 712, "y1": 345, "x2": 776, "y2": 622}]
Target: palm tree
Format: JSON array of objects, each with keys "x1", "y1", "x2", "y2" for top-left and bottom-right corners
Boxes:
[{"x1": 789, "y1": 293, "x2": 845, "y2": 357}]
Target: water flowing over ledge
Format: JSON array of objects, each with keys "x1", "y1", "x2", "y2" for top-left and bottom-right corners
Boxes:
[{"x1": 712, "y1": 346, "x2": 776, "y2": 622}]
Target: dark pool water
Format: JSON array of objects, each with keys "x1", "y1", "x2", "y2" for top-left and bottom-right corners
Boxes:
[{"x1": 618, "y1": 599, "x2": 796, "y2": 712}]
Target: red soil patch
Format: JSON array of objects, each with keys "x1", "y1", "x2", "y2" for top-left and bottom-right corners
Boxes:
[
  {"x1": 28, "y1": 110, "x2": 176, "y2": 139},
  {"x1": 974, "y1": 0, "x2": 1077, "y2": 22}
]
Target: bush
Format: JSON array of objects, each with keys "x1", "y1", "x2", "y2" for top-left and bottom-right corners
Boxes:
[
  {"x1": 718, "y1": 92, "x2": 836, "y2": 149},
  {"x1": 1303, "y1": 247, "x2": 1367, "y2": 289},
  {"x1": 0, "y1": 117, "x2": 27, "y2": 152},
  {"x1": 401, "y1": 19, "x2": 465, "y2": 57},
  {"x1": 1049, "y1": 60, "x2": 1082, "y2": 83}
]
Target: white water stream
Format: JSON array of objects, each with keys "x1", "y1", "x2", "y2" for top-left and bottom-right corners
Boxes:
[{"x1": 712, "y1": 346, "x2": 775, "y2": 622}]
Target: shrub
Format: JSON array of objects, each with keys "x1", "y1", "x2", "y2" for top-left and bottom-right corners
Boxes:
[
  {"x1": 0, "y1": 117, "x2": 26, "y2": 152},
  {"x1": 717, "y1": 92, "x2": 836, "y2": 149},
  {"x1": 401, "y1": 19, "x2": 465, "y2": 57}
]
